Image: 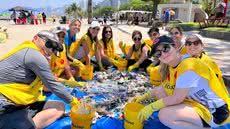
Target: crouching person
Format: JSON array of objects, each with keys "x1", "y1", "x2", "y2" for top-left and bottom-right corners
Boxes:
[
  {"x1": 0, "y1": 31, "x2": 80, "y2": 129},
  {"x1": 132, "y1": 35, "x2": 230, "y2": 129}
]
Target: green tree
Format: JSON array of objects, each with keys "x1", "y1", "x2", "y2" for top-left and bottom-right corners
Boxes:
[
  {"x1": 142, "y1": 0, "x2": 161, "y2": 19},
  {"x1": 65, "y1": 3, "x2": 82, "y2": 19},
  {"x1": 201, "y1": 0, "x2": 214, "y2": 16},
  {"x1": 93, "y1": 6, "x2": 116, "y2": 17},
  {"x1": 119, "y1": 0, "x2": 153, "y2": 11},
  {"x1": 119, "y1": 2, "x2": 131, "y2": 10}
]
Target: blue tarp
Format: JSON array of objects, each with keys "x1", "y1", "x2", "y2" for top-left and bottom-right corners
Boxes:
[{"x1": 45, "y1": 88, "x2": 230, "y2": 129}]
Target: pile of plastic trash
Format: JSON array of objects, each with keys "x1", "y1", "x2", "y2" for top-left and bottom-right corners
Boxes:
[{"x1": 79, "y1": 68, "x2": 152, "y2": 118}]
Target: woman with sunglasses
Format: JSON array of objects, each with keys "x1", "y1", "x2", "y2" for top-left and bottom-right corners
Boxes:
[
  {"x1": 96, "y1": 25, "x2": 119, "y2": 70},
  {"x1": 185, "y1": 34, "x2": 228, "y2": 95},
  {"x1": 133, "y1": 35, "x2": 230, "y2": 128},
  {"x1": 169, "y1": 26, "x2": 187, "y2": 54},
  {"x1": 69, "y1": 21, "x2": 100, "y2": 69},
  {"x1": 124, "y1": 30, "x2": 152, "y2": 72}
]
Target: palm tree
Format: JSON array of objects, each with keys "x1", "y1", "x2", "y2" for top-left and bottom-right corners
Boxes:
[
  {"x1": 88, "y1": 0, "x2": 93, "y2": 24},
  {"x1": 65, "y1": 7, "x2": 72, "y2": 17},
  {"x1": 65, "y1": 3, "x2": 81, "y2": 19}
]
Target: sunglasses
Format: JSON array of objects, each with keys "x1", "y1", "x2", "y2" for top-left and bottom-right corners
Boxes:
[
  {"x1": 170, "y1": 32, "x2": 179, "y2": 36},
  {"x1": 93, "y1": 27, "x2": 100, "y2": 31},
  {"x1": 185, "y1": 40, "x2": 201, "y2": 46},
  {"x1": 154, "y1": 44, "x2": 172, "y2": 58},
  {"x1": 105, "y1": 30, "x2": 112, "y2": 34},
  {"x1": 133, "y1": 37, "x2": 141, "y2": 41}
]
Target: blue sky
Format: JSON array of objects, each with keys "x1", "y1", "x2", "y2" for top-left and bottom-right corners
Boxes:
[
  {"x1": 0, "y1": 0, "x2": 102, "y2": 11},
  {"x1": 0, "y1": 0, "x2": 74, "y2": 10}
]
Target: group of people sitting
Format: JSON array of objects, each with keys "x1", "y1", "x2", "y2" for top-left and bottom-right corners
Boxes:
[{"x1": 0, "y1": 19, "x2": 229, "y2": 129}]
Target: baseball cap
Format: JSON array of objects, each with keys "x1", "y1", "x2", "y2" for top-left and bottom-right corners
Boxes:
[
  {"x1": 51, "y1": 26, "x2": 67, "y2": 35},
  {"x1": 37, "y1": 30, "x2": 63, "y2": 54},
  {"x1": 151, "y1": 35, "x2": 174, "y2": 56},
  {"x1": 90, "y1": 21, "x2": 100, "y2": 28},
  {"x1": 37, "y1": 30, "x2": 60, "y2": 43}
]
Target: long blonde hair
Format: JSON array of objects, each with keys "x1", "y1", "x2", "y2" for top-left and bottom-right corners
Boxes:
[
  {"x1": 69, "y1": 19, "x2": 81, "y2": 28},
  {"x1": 160, "y1": 62, "x2": 169, "y2": 81}
]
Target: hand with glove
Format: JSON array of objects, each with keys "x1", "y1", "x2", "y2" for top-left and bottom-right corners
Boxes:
[
  {"x1": 59, "y1": 77, "x2": 86, "y2": 87},
  {"x1": 132, "y1": 91, "x2": 152, "y2": 103},
  {"x1": 128, "y1": 63, "x2": 139, "y2": 72},
  {"x1": 108, "y1": 57, "x2": 119, "y2": 67},
  {"x1": 69, "y1": 97, "x2": 80, "y2": 107},
  {"x1": 119, "y1": 41, "x2": 126, "y2": 54},
  {"x1": 72, "y1": 59, "x2": 85, "y2": 70},
  {"x1": 137, "y1": 99, "x2": 165, "y2": 121}
]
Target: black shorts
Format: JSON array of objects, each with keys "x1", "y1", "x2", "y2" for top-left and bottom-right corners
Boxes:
[
  {"x1": 200, "y1": 104, "x2": 229, "y2": 127},
  {"x1": 127, "y1": 59, "x2": 152, "y2": 71},
  {"x1": 0, "y1": 101, "x2": 46, "y2": 129}
]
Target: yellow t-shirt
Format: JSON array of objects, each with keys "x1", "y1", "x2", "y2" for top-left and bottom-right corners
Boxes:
[{"x1": 99, "y1": 39, "x2": 115, "y2": 59}]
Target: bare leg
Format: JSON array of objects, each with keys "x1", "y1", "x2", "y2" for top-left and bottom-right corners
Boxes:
[
  {"x1": 33, "y1": 101, "x2": 65, "y2": 129},
  {"x1": 158, "y1": 104, "x2": 209, "y2": 129}
]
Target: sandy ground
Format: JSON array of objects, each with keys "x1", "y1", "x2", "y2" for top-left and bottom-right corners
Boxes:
[
  {"x1": 1, "y1": 19, "x2": 230, "y2": 74},
  {"x1": 0, "y1": 20, "x2": 78, "y2": 56},
  {"x1": 0, "y1": 19, "x2": 133, "y2": 56}
]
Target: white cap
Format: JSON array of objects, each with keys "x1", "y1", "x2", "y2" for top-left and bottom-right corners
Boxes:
[
  {"x1": 186, "y1": 33, "x2": 204, "y2": 44},
  {"x1": 193, "y1": 34, "x2": 204, "y2": 44},
  {"x1": 90, "y1": 21, "x2": 100, "y2": 28}
]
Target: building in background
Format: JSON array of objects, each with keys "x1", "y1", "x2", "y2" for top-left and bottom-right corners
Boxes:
[
  {"x1": 78, "y1": 0, "x2": 88, "y2": 11},
  {"x1": 158, "y1": 0, "x2": 207, "y2": 22},
  {"x1": 96, "y1": 0, "x2": 129, "y2": 9}
]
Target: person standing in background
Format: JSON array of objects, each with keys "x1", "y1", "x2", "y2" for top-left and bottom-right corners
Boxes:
[
  {"x1": 42, "y1": 12, "x2": 46, "y2": 24},
  {"x1": 215, "y1": 0, "x2": 226, "y2": 18}
]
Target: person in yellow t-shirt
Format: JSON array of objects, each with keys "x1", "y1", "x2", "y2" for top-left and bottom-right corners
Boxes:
[
  {"x1": 123, "y1": 30, "x2": 152, "y2": 72},
  {"x1": 132, "y1": 35, "x2": 230, "y2": 128},
  {"x1": 48, "y1": 27, "x2": 85, "y2": 88},
  {"x1": 70, "y1": 21, "x2": 101, "y2": 69},
  {"x1": 144, "y1": 27, "x2": 160, "y2": 47},
  {"x1": 97, "y1": 25, "x2": 118, "y2": 70},
  {"x1": 145, "y1": 27, "x2": 161, "y2": 73},
  {"x1": 50, "y1": 26, "x2": 73, "y2": 78}
]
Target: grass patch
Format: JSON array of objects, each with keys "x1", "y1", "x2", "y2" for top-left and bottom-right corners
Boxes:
[
  {"x1": 204, "y1": 27, "x2": 230, "y2": 32},
  {"x1": 169, "y1": 22, "x2": 200, "y2": 31}
]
